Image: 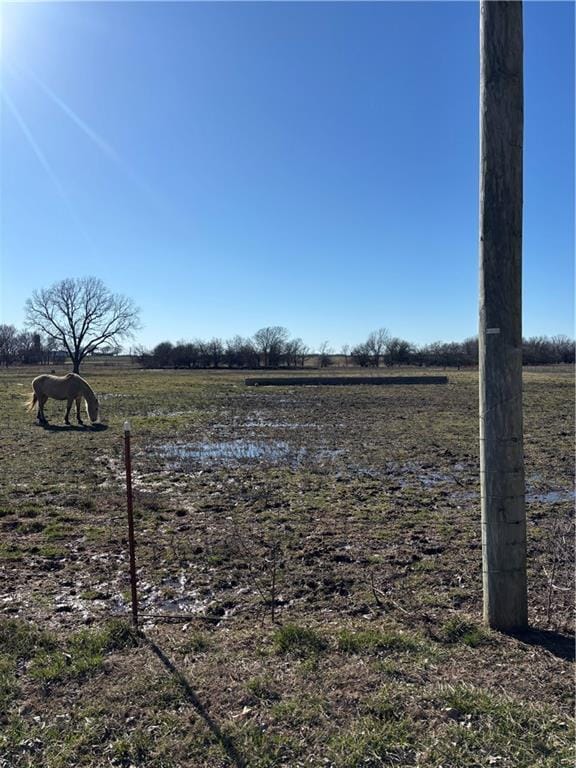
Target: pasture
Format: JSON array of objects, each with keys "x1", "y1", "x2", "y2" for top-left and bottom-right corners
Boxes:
[{"x1": 0, "y1": 364, "x2": 573, "y2": 767}]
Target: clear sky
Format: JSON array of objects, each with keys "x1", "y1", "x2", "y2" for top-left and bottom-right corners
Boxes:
[{"x1": 0, "y1": 1, "x2": 573, "y2": 352}]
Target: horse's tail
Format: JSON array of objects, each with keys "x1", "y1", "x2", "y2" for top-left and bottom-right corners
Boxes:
[{"x1": 26, "y1": 392, "x2": 37, "y2": 411}]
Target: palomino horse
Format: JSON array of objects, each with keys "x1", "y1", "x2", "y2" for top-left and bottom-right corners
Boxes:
[{"x1": 27, "y1": 373, "x2": 100, "y2": 426}]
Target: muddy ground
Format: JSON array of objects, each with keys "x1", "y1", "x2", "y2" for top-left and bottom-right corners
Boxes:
[{"x1": 0, "y1": 365, "x2": 573, "y2": 767}]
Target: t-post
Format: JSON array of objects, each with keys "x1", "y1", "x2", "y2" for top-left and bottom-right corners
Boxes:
[{"x1": 479, "y1": 0, "x2": 528, "y2": 630}]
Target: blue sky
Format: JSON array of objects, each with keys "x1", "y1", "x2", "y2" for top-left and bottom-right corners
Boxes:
[{"x1": 0, "y1": 1, "x2": 573, "y2": 352}]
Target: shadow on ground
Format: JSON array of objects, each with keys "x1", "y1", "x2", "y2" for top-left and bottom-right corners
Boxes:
[
  {"x1": 509, "y1": 628, "x2": 575, "y2": 662},
  {"x1": 146, "y1": 636, "x2": 246, "y2": 768},
  {"x1": 38, "y1": 422, "x2": 109, "y2": 432}
]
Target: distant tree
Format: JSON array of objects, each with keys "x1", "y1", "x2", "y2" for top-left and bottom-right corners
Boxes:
[
  {"x1": 284, "y1": 338, "x2": 308, "y2": 369},
  {"x1": 224, "y1": 336, "x2": 259, "y2": 368},
  {"x1": 461, "y1": 337, "x2": 479, "y2": 366},
  {"x1": 551, "y1": 335, "x2": 575, "y2": 363},
  {"x1": 171, "y1": 341, "x2": 196, "y2": 368},
  {"x1": 366, "y1": 328, "x2": 389, "y2": 367},
  {"x1": 134, "y1": 345, "x2": 153, "y2": 368},
  {"x1": 350, "y1": 342, "x2": 372, "y2": 367},
  {"x1": 253, "y1": 326, "x2": 289, "y2": 368},
  {"x1": 42, "y1": 334, "x2": 59, "y2": 365},
  {"x1": 17, "y1": 332, "x2": 43, "y2": 364},
  {"x1": 341, "y1": 344, "x2": 351, "y2": 367},
  {"x1": 318, "y1": 341, "x2": 333, "y2": 368},
  {"x1": 206, "y1": 338, "x2": 224, "y2": 368},
  {"x1": 25, "y1": 277, "x2": 141, "y2": 373},
  {"x1": 385, "y1": 337, "x2": 413, "y2": 366},
  {"x1": 420, "y1": 341, "x2": 467, "y2": 368},
  {"x1": 0, "y1": 324, "x2": 19, "y2": 366},
  {"x1": 151, "y1": 341, "x2": 174, "y2": 368}
]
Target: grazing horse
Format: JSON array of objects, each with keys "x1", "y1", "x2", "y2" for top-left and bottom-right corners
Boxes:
[{"x1": 27, "y1": 373, "x2": 100, "y2": 426}]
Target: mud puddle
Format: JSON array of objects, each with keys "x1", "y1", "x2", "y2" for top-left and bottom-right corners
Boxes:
[{"x1": 156, "y1": 440, "x2": 342, "y2": 469}]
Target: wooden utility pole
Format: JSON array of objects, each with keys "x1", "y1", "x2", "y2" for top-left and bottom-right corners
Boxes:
[
  {"x1": 123, "y1": 420, "x2": 139, "y2": 627},
  {"x1": 479, "y1": 0, "x2": 528, "y2": 630}
]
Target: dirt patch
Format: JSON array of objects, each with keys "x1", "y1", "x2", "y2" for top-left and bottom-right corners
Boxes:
[{"x1": 0, "y1": 365, "x2": 573, "y2": 766}]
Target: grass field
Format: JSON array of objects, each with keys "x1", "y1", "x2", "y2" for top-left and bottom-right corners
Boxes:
[{"x1": 0, "y1": 364, "x2": 573, "y2": 767}]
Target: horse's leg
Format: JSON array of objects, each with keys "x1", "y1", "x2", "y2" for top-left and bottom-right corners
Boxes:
[
  {"x1": 38, "y1": 394, "x2": 48, "y2": 424},
  {"x1": 65, "y1": 397, "x2": 73, "y2": 425},
  {"x1": 76, "y1": 396, "x2": 84, "y2": 425}
]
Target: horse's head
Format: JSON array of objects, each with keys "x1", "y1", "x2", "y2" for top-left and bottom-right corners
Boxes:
[{"x1": 87, "y1": 396, "x2": 100, "y2": 424}]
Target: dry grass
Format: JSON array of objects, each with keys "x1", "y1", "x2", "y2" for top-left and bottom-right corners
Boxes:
[{"x1": 0, "y1": 363, "x2": 573, "y2": 766}]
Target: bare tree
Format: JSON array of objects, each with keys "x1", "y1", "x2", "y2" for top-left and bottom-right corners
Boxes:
[
  {"x1": 25, "y1": 277, "x2": 141, "y2": 373},
  {"x1": 284, "y1": 337, "x2": 308, "y2": 369},
  {"x1": 318, "y1": 341, "x2": 333, "y2": 368},
  {"x1": 253, "y1": 326, "x2": 289, "y2": 368},
  {"x1": 366, "y1": 328, "x2": 389, "y2": 367},
  {"x1": 224, "y1": 336, "x2": 259, "y2": 368},
  {"x1": 350, "y1": 342, "x2": 372, "y2": 367},
  {"x1": 152, "y1": 341, "x2": 175, "y2": 368},
  {"x1": 385, "y1": 337, "x2": 413, "y2": 367},
  {"x1": 206, "y1": 337, "x2": 224, "y2": 368},
  {"x1": 341, "y1": 343, "x2": 350, "y2": 367},
  {"x1": 0, "y1": 324, "x2": 19, "y2": 366}
]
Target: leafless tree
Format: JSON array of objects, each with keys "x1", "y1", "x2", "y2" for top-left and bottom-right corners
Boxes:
[
  {"x1": 318, "y1": 341, "x2": 333, "y2": 368},
  {"x1": 284, "y1": 337, "x2": 308, "y2": 368},
  {"x1": 25, "y1": 277, "x2": 141, "y2": 373},
  {"x1": 350, "y1": 342, "x2": 371, "y2": 367},
  {"x1": 385, "y1": 337, "x2": 413, "y2": 366},
  {"x1": 341, "y1": 343, "x2": 350, "y2": 367},
  {"x1": 253, "y1": 326, "x2": 289, "y2": 368},
  {"x1": 205, "y1": 337, "x2": 224, "y2": 368},
  {"x1": 224, "y1": 336, "x2": 259, "y2": 368},
  {"x1": 365, "y1": 328, "x2": 389, "y2": 367},
  {"x1": 0, "y1": 324, "x2": 19, "y2": 366}
]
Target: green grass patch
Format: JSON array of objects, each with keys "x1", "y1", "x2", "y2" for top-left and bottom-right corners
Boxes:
[
  {"x1": 437, "y1": 616, "x2": 493, "y2": 647},
  {"x1": 273, "y1": 624, "x2": 328, "y2": 657},
  {"x1": 246, "y1": 675, "x2": 281, "y2": 704},
  {"x1": 0, "y1": 544, "x2": 24, "y2": 561},
  {"x1": 0, "y1": 620, "x2": 58, "y2": 715},
  {"x1": 425, "y1": 684, "x2": 575, "y2": 767},
  {"x1": 271, "y1": 695, "x2": 326, "y2": 728},
  {"x1": 28, "y1": 619, "x2": 140, "y2": 686},
  {"x1": 37, "y1": 543, "x2": 67, "y2": 558},
  {"x1": 337, "y1": 628, "x2": 420, "y2": 655},
  {"x1": 328, "y1": 715, "x2": 415, "y2": 767},
  {"x1": 233, "y1": 722, "x2": 297, "y2": 768},
  {"x1": 43, "y1": 522, "x2": 68, "y2": 540},
  {"x1": 0, "y1": 655, "x2": 19, "y2": 714},
  {"x1": 0, "y1": 618, "x2": 57, "y2": 658}
]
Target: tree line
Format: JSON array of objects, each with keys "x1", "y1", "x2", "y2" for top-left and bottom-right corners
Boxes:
[
  {"x1": 134, "y1": 328, "x2": 574, "y2": 370},
  {"x1": 3, "y1": 276, "x2": 573, "y2": 370},
  {"x1": 2, "y1": 321, "x2": 573, "y2": 371}
]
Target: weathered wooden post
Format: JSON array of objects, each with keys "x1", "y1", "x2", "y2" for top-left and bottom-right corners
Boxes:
[
  {"x1": 479, "y1": 0, "x2": 528, "y2": 630},
  {"x1": 123, "y1": 420, "x2": 139, "y2": 627}
]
